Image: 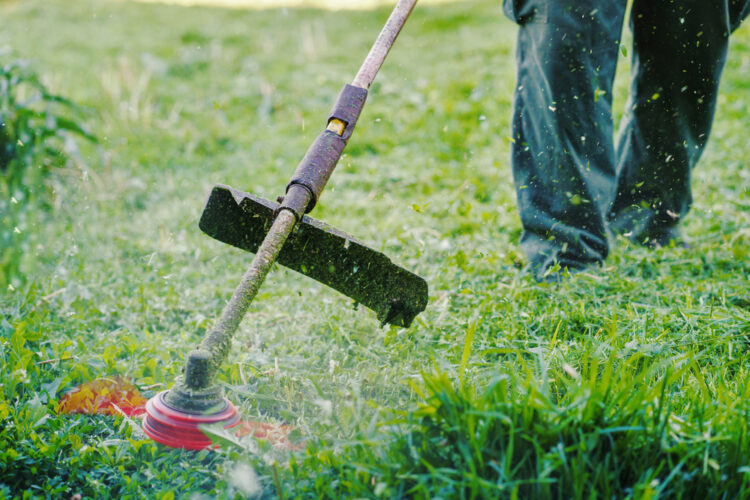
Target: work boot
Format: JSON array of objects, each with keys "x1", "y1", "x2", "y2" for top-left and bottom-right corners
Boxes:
[{"x1": 608, "y1": 204, "x2": 687, "y2": 248}]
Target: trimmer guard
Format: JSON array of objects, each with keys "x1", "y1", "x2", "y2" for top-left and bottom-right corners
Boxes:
[{"x1": 199, "y1": 184, "x2": 428, "y2": 328}]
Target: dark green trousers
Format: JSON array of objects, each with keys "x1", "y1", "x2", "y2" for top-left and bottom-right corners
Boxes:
[{"x1": 504, "y1": 0, "x2": 749, "y2": 279}]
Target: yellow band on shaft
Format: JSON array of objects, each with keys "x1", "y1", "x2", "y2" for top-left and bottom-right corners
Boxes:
[{"x1": 326, "y1": 118, "x2": 346, "y2": 136}]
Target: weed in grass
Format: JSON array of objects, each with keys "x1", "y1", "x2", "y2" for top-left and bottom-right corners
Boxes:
[{"x1": 1, "y1": 53, "x2": 95, "y2": 288}]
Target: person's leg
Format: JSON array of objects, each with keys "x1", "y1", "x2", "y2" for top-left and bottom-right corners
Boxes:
[
  {"x1": 608, "y1": 0, "x2": 750, "y2": 246},
  {"x1": 504, "y1": 0, "x2": 627, "y2": 280}
]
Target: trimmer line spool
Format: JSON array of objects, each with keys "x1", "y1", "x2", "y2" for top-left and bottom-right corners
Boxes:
[{"x1": 143, "y1": 391, "x2": 240, "y2": 450}]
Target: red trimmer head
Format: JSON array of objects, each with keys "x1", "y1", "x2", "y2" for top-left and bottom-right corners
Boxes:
[{"x1": 142, "y1": 391, "x2": 240, "y2": 450}]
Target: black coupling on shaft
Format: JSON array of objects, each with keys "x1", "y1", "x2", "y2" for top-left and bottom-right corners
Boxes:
[
  {"x1": 163, "y1": 349, "x2": 226, "y2": 413},
  {"x1": 284, "y1": 84, "x2": 368, "y2": 214},
  {"x1": 276, "y1": 183, "x2": 313, "y2": 221},
  {"x1": 184, "y1": 349, "x2": 213, "y2": 390}
]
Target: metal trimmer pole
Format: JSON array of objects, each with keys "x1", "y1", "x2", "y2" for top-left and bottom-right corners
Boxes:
[
  {"x1": 353, "y1": 0, "x2": 417, "y2": 90},
  {"x1": 164, "y1": 208, "x2": 302, "y2": 412},
  {"x1": 165, "y1": 0, "x2": 419, "y2": 413},
  {"x1": 199, "y1": 209, "x2": 299, "y2": 371}
]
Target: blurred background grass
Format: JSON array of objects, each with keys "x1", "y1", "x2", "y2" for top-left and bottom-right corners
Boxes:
[{"x1": 134, "y1": 0, "x2": 461, "y2": 10}]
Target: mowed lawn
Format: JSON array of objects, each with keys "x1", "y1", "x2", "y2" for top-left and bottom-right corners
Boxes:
[{"x1": 1, "y1": 0, "x2": 749, "y2": 497}]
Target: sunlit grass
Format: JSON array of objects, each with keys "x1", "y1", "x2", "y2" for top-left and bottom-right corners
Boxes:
[{"x1": 133, "y1": 0, "x2": 461, "y2": 11}]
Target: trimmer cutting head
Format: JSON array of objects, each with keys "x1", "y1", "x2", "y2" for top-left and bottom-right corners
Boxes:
[
  {"x1": 142, "y1": 391, "x2": 240, "y2": 450},
  {"x1": 199, "y1": 184, "x2": 428, "y2": 327}
]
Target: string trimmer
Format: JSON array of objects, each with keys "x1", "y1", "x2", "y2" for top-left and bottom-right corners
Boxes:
[{"x1": 142, "y1": 0, "x2": 425, "y2": 450}]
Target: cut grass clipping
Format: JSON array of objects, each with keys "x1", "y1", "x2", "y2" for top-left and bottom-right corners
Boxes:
[{"x1": 1, "y1": 0, "x2": 749, "y2": 497}]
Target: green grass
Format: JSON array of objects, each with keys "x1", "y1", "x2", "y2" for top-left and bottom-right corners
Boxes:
[{"x1": 1, "y1": 0, "x2": 749, "y2": 497}]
